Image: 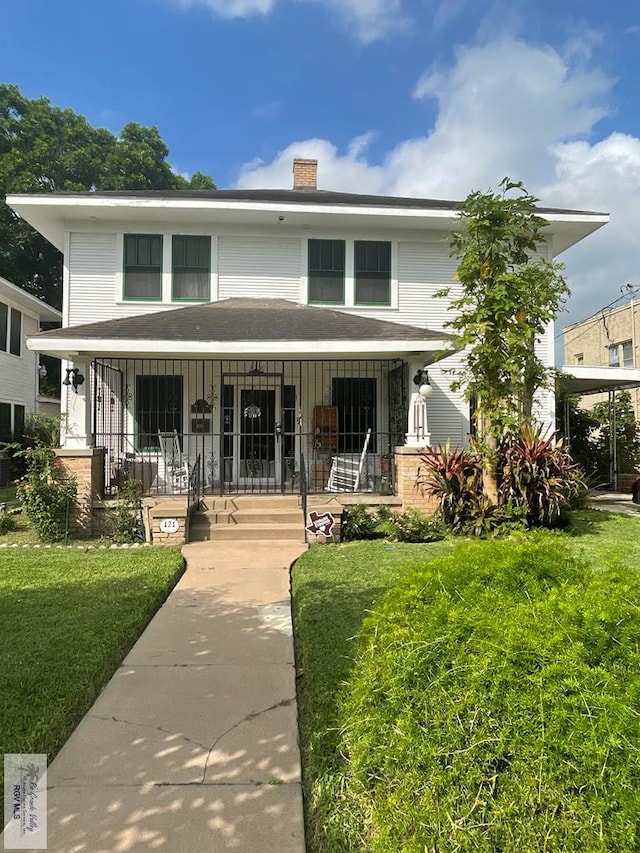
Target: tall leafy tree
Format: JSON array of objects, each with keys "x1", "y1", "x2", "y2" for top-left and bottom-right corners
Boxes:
[
  {"x1": 441, "y1": 178, "x2": 569, "y2": 502},
  {"x1": 0, "y1": 84, "x2": 215, "y2": 309}
]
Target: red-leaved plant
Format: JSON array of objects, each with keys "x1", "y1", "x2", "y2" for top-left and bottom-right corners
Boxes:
[{"x1": 499, "y1": 423, "x2": 586, "y2": 527}]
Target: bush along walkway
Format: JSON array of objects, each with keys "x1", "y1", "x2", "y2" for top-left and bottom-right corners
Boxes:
[{"x1": 26, "y1": 539, "x2": 307, "y2": 853}]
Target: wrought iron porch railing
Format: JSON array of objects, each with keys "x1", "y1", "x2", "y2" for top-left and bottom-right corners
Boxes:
[{"x1": 97, "y1": 430, "x2": 398, "y2": 498}]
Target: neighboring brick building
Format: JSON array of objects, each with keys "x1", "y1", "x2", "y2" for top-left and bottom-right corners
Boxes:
[{"x1": 563, "y1": 300, "x2": 640, "y2": 418}]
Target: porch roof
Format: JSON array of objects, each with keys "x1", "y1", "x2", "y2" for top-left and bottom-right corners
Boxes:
[{"x1": 27, "y1": 297, "x2": 455, "y2": 360}]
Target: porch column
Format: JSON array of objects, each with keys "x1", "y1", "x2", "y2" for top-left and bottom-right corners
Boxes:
[
  {"x1": 61, "y1": 359, "x2": 93, "y2": 449},
  {"x1": 405, "y1": 360, "x2": 432, "y2": 448}
]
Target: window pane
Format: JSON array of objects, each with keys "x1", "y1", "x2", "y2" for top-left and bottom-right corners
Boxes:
[
  {"x1": 0, "y1": 303, "x2": 7, "y2": 351},
  {"x1": 355, "y1": 241, "x2": 391, "y2": 305},
  {"x1": 608, "y1": 345, "x2": 620, "y2": 367},
  {"x1": 309, "y1": 276, "x2": 344, "y2": 303},
  {"x1": 172, "y1": 236, "x2": 210, "y2": 301},
  {"x1": 173, "y1": 271, "x2": 209, "y2": 300},
  {"x1": 308, "y1": 239, "x2": 345, "y2": 303},
  {"x1": 355, "y1": 276, "x2": 390, "y2": 305},
  {"x1": 135, "y1": 375, "x2": 183, "y2": 450},
  {"x1": 0, "y1": 403, "x2": 10, "y2": 443},
  {"x1": 124, "y1": 235, "x2": 162, "y2": 299},
  {"x1": 13, "y1": 405, "x2": 25, "y2": 440},
  {"x1": 125, "y1": 271, "x2": 162, "y2": 299},
  {"x1": 332, "y1": 377, "x2": 377, "y2": 453},
  {"x1": 9, "y1": 309, "x2": 21, "y2": 356},
  {"x1": 622, "y1": 340, "x2": 633, "y2": 367}
]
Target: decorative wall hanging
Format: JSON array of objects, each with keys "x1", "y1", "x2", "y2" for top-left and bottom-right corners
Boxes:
[
  {"x1": 243, "y1": 403, "x2": 261, "y2": 419},
  {"x1": 191, "y1": 398, "x2": 213, "y2": 414}
]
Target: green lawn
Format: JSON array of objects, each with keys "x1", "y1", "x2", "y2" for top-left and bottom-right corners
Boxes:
[
  {"x1": 0, "y1": 546, "x2": 184, "y2": 787},
  {"x1": 291, "y1": 510, "x2": 640, "y2": 853}
]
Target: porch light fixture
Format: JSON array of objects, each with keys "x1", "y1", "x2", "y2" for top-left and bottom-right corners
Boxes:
[
  {"x1": 63, "y1": 367, "x2": 85, "y2": 392},
  {"x1": 248, "y1": 364, "x2": 265, "y2": 376},
  {"x1": 413, "y1": 367, "x2": 433, "y2": 399},
  {"x1": 38, "y1": 362, "x2": 47, "y2": 379}
]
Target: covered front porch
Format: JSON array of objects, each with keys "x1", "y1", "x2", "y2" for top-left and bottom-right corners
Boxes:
[{"x1": 92, "y1": 356, "x2": 410, "y2": 498}]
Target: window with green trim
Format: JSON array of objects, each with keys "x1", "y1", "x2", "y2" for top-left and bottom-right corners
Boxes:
[
  {"x1": 124, "y1": 234, "x2": 163, "y2": 300},
  {"x1": 0, "y1": 403, "x2": 11, "y2": 443},
  {"x1": 9, "y1": 308, "x2": 21, "y2": 356},
  {"x1": 13, "y1": 404, "x2": 25, "y2": 440},
  {"x1": 172, "y1": 235, "x2": 211, "y2": 301},
  {"x1": 355, "y1": 240, "x2": 391, "y2": 305},
  {"x1": 308, "y1": 239, "x2": 345, "y2": 304},
  {"x1": 0, "y1": 303, "x2": 7, "y2": 352}
]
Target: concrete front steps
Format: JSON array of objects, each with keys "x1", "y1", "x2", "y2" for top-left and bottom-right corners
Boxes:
[{"x1": 188, "y1": 495, "x2": 315, "y2": 542}]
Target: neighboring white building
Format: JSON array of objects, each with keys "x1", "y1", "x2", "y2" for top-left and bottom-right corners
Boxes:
[
  {"x1": 7, "y1": 159, "x2": 607, "y2": 499},
  {"x1": 0, "y1": 275, "x2": 61, "y2": 443}
]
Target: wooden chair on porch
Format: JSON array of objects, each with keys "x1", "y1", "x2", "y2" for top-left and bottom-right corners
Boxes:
[
  {"x1": 158, "y1": 430, "x2": 189, "y2": 492},
  {"x1": 327, "y1": 428, "x2": 372, "y2": 492}
]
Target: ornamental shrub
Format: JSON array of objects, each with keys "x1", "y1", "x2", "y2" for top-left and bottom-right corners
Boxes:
[
  {"x1": 339, "y1": 536, "x2": 640, "y2": 852},
  {"x1": 341, "y1": 504, "x2": 378, "y2": 541},
  {"x1": 15, "y1": 446, "x2": 76, "y2": 542},
  {"x1": 375, "y1": 506, "x2": 445, "y2": 543},
  {"x1": 110, "y1": 479, "x2": 145, "y2": 544}
]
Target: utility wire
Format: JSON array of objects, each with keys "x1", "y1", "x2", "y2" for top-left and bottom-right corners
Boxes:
[{"x1": 556, "y1": 284, "x2": 640, "y2": 352}]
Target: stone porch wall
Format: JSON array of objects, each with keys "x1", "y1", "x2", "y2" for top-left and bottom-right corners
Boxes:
[
  {"x1": 394, "y1": 446, "x2": 439, "y2": 514},
  {"x1": 56, "y1": 448, "x2": 105, "y2": 537}
]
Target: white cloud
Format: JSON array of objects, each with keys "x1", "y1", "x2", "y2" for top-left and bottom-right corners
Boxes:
[
  {"x1": 170, "y1": 0, "x2": 276, "y2": 17},
  {"x1": 237, "y1": 34, "x2": 639, "y2": 354},
  {"x1": 237, "y1": 136, "x2": 386, "y2": 191},
  {"x1": 299, "y1": 0, "x2": 409, "y2": 43},
  {"x1": 164, "y1": 0, "x2": 408, "y2": 40}
]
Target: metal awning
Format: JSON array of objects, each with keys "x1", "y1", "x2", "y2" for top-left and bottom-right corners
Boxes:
[{"x1": 559, "y1": 365, "x2": 640, "y2": 395}]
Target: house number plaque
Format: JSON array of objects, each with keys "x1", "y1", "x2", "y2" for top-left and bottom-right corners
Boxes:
[{"x1": 159, "y1": 518, "x2": 180, "y2": 534}]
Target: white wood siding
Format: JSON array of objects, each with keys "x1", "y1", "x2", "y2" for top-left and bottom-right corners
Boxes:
[
  {"x1": 0, "y1": 312, "x2": 39, "y2": 411},
  {"x1": 218, "y1": 237, "x2": 301, "y2": 301}
]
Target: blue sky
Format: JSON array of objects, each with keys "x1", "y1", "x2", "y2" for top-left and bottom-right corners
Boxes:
[{"x1": 3, "y1": 0, "x2": 640, "y2": 356}]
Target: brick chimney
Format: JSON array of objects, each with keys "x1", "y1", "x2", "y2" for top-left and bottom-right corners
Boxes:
[{"x1": 293, "y1": 158, "x2": 318, "y2": 190}]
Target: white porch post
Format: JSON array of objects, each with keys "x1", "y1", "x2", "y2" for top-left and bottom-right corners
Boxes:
[
  {"x1": 61, "y1": 359, "x2": 93, "y2": 449},
  {"x1": 405, "y1": 360, "x2": 432, "y2": 448}
]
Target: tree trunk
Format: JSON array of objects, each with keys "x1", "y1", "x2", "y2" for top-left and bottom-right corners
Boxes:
[{"x1": 478, "y1": 410, "x2": 499, "y2": 504}]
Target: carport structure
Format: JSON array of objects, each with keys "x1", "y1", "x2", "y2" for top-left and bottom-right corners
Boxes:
[{"x1": 559, "y1": 364, "x2": 640, "y2": 490}]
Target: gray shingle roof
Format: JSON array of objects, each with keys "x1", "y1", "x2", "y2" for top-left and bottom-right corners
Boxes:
[
  {"x1": 27, "y1": 188, "x2": 607, "y2": 217},
  {"x1": 33, "y1": 298, "x2": 453, "y2": 343}
]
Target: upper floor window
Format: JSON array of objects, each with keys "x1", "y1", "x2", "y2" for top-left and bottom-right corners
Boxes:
[
  {"x1": 355, "y1": 240, "x2": 391, "y2": 306},
  {"x1": 124, "y1": 234, "x2": 163, "y2": 300},
  {"x1": 0, "y1": 303, "x2": 7, "y2": 352},
  {"x1": 609, "y1": 340, "x2": 633, "y2": 368},
  {"x1": 172, "y1": 236, "x2": 211, "y2": 301},
  {"x1": 9, "y1": 308, "x2": 21, "y2": 356},
  {"x1": 308, "y1": 239, "x2": 345, "y2": 304},
  {"x1": 0, "y1": 303, "x2": 21, "y2": 356},
  {"x1": 575, "y1": 353, "x2": 584, "y2": 366}
]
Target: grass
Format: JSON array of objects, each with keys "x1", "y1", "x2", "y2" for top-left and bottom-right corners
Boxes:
[
  {"x1": 0, "y1": 546, "x2": 184, "y2": 787},
  {"x1": 291, "y1": 510, "x2": 640, "y2": 853}
]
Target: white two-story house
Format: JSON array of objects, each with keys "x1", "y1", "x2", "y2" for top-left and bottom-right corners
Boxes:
[
  {"x1": 0, "y1": 275, "x2": 61, "y2": 440},
  {"x1": 7, "y1": 159, "x2": 607, "y2": 507}
]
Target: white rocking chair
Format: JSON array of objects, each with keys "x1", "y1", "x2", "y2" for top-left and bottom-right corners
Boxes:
[
  {"x1": 327, "y1": 428, "x2": 372, "y2": 492},
  {"x1": 158, "y1": 430, "x2": 189, "y2": 491}
]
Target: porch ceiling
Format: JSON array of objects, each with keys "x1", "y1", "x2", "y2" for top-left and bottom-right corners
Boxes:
[{"x1": 26, "y1": 297, "x2": 456, "y2": 360}]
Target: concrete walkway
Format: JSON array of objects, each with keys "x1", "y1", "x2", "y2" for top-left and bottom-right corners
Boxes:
[
  {"x1": 590, "y1": 493, "x2": 640, "y2": 516},
  {"x1": 25, "y1": 539, "x2": 308, "y2": 853}
]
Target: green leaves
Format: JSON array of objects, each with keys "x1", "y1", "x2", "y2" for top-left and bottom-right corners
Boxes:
[
  {"x1": 0, "y1": 83, "x2": 216, "y2": 308},
  {"x1": 445, "y1": 177, "x2": 569, "y2": 476}
]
